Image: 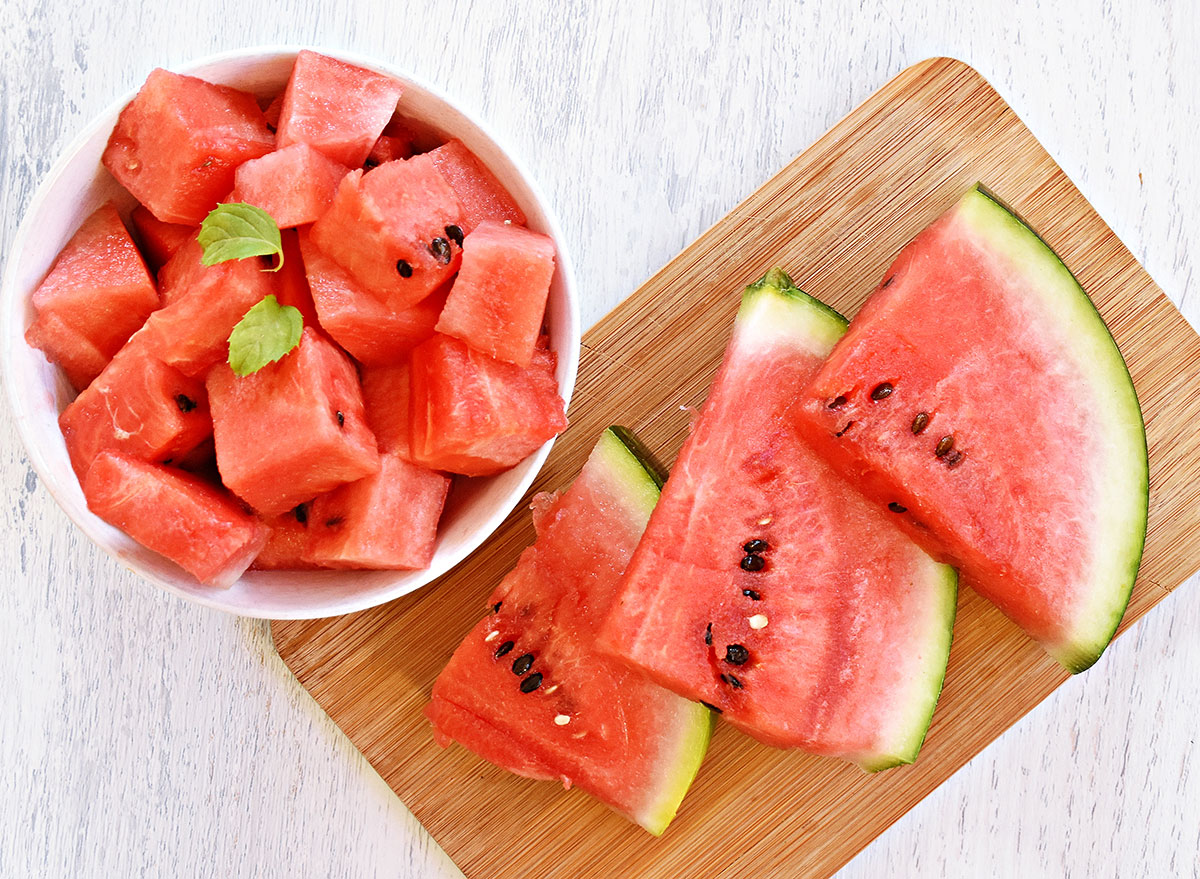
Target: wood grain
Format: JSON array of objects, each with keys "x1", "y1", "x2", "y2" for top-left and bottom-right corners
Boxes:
[{"x1": 271, "y1": 58, "x2": 1200, "y2": 879}]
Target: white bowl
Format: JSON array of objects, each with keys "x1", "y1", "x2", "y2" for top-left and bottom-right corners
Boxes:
[{"x1": 1, "y1": 46, "x2": 580, "y2": 619}]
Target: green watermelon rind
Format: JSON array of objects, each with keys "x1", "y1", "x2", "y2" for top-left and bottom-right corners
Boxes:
[{"x1": 962, "y1": 186, "x2": 1148, "y2": 673}]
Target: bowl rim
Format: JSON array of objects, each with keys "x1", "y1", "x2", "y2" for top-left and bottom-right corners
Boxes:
[{"x1": 1, "y1": 44, "x2": 581, "y2": 620}]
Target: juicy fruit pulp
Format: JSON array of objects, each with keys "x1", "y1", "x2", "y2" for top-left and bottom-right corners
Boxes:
[
  {"x1": 795, "y1": 187, "x2": 1147, "y2": 673},
  {"x1": 427, "y1": 429, "x2": 711, "y2": 834},
  {"x1": 598, "y1": 270, "x2": 957, "y2": 770}
]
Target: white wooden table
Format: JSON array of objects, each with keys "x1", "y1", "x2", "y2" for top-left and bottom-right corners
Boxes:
[{"x1": 2, "y1": 1, "x2": 1197, "y2": 876}]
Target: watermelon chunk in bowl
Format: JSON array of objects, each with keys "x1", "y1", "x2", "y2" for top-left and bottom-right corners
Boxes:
[{"x1": 1, "y1": 47, "x2": 579, "y2": 619}]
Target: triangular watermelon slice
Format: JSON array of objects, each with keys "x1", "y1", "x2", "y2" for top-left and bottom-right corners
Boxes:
[
  {"x1": 597, "y1": 270, "x2": 958, "y2": 770},
  {"x1": 427, "y1": 428, "x2": 712, "y2": 834},
  {"x1": 795, "y1": 186, "x2": 1148, "y2": 672}
]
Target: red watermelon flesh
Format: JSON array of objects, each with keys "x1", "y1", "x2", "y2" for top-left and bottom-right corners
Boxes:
[
  {"x1": 409, "y1": 334, "x2": 567, "y2": 477},
  {"x1": 251, "y1": 508, "x2": 323, "y2": 571},
  {"x1": 303, "y1": 451, "x2": 450, "y2": 569},
  {"x1": 795, "y1": 187, "x2": 1147, "y2": 673},
  {"x1": 309, "y1": 156, "x2": 464, "y2": 308},
  {"x1": 59, "y1": 334, "x2": 212, "y2": 481},
  {"x1": 130, "y1": 205, "x2": 195, "y2": 273},
  {"x1": 366, "y1": 133, "x2": 413, "y2": 166},
  {"x1": 427, "y1": 428, "x2": 711, "y2": 834},
  {"x1": 436, "y1": 220, "x2": 555, "y2": 367},
  {"x1": 296, "y1": 228, "x2": 445, "y2": 365},
  {"x1": 83, "y1": 451, "x2": 267, "y2": 587},
  {"x1": 262, "y1": 93, "x2": 284, "y2": 130},
  {"x1": 427, "y1": 139, "x2": 526, "y2": 232},
  {"x1": 275, "y1": 50, "x2": 403, "y2": 168},
  {"x1": 25, "y1": 202, "x2": 159, "y2": 390},
  {"x1": 270, "y1": 229, "x2": 320, "y2": 329},
  {"x1": 230, "y1": 143, "x2": 350, "y2": 228},
  {"x1": 207, "y1": 327, "x2": 379, "y2": 516},
  {"x1": 360, "y1": 362, "x2": 413, "y2": 457},
  {"x1": 597, "y1": 271, "x2": 957, "y2": 770},
  {"x1": 102, "y1": 68, "x2": 274, "y2": 225}
]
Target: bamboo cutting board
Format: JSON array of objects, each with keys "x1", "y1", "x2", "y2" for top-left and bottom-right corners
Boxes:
[{"x1": 271, "y1": 58, "x2": 1200, "y2": 878}]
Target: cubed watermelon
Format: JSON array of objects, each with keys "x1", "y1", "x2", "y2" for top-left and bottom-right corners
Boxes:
[
  {"x1": 229, "y1": 143, "x2": 350, "y2": 228},
  {"x1": 309, "y1": 155, "x2": 464, "y2": 308},
  {"x1": 410, "y1": 334, "x2": 567, "y2": 476},
  {"x1": 303, "y1": 451, "x2": 450, "y2": 569},
  {"x1": 366, "y1": 133, "x2": 413, "y2": 166},
  {"x1": 297, "y1": 228, "x2": 446, "y2": 365},
  {"x1": 207, "y1": 327, "x2": 380, "y2": 515},
  {"x1": 142, "y1": 238, "x2": 273, "y2": 376},
  {"x1": 83, "y1": 451, "x2": 267, "y2": 587},
  {"x1": 275, "y1": 50, "x2": 403, "y2": 168},
  {"x1": 25, "y1": 202, "x2": 159, "y2": 390},
  {"x1": 360, "y1": 362, "x2": 413, "y2": 456},
  {"x1": 262, "y1": 93, "x2": 284, "y2": 130},
  {"x1": 427, "y1": 139, "x2": 526, "y2": 232},
  {"x1": 59, "y1": 334, "x2": 213, "y2": 480},
  {"x1": 129, "y1": 205, "x2": 195, "y2": 273},
  {"x1": 271, "y1": 229, "x2": 320, "y2": 329},
  {"x1": 102, "y1": 69, "x2": 274, "y2": 225},
  {"x1": 436, "y1": 221, "x2": 555, "y2": 366},
  {"x1": 251, "y1": 507, "x2": 323, "y2": 570}
]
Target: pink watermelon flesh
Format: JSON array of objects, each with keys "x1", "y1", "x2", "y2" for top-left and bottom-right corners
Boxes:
[
  {"x1": 409, "y1": 334, "x2": 567, "y2": 477},
  {"x1": 303, "y1": 451, "x2": 450, "y2": 569},
  {"x1": 795, "y1": 187, "x2": 1147, "y2": 673},
  {"x1": 130, "y1": 205, "x2": 195, "y2": 272},
  {"x1": 251, "y1": 508, "x2": 323, "y2": 571},
  {"x1": 262, "y1": 93, "x2": 284, "y2": 130},
  {"x1": 84, "y1": 451, "x2": 267, "y2": 587},
  {"x1": 427, "y1": 139, "x2": 526, "y2": 232},
  {"x1": 25, "y1": 202, "x2": 159, "y2": 390},
  {"x1": 427, "y1": 428, "x2": 711, "y2": 834},
  {"x1": 296, "y1": 228, "x2": 445, "y2": 365},
  {"x1": 275, "y1": 50, "x2": 403, "y2": 168},
  {"x1": 597, "y1": 271, "x2": 957, "y2": 770},
  {"x1": 102, "y1": 68, "x2": 274, "y2": 225},
  {"x1": 366, "y1": 133, "x2": 413, "y2": 166},
  {"x1": 360, "y1": 362, "x2": 413, "y2": 457},
  {"x1": 207, "y1": 327, "x2": 379, "y2": 516},
  {"x1": 436, "y1": 220, "x2": 556, "y2": 367},
  {"x1": 309, "y1": 156, "x2": 464, "y2": 308},
  {"x1": 270, "y1": 229, "x2": 320, "y2": 329},
  {"x1": 59, "y1": 334, "x2": 212, "y2": 481},
  {"x1": 230, "y1": 143, "x2": 350, "y2": 228}
]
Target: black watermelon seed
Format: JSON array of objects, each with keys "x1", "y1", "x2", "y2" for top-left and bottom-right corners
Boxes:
[
  {"x1": 740, "y1": 554, "x2": 765, "y2": 572},
  {"x1": 882, "y1": 275, "x2": 895, "y2": 288},
  {"x1": 742, "y1": 589, "x2": 762, "y2": 601},
  {"x1": 293, "y1": 503, "x2": 309, "y2": 525},
  {"x1": 724, "y1": 644, "x2": 750, "y2": 665},
  {"x1": 336, "y1": 410, "x2": 345, "y2": 427},
  {"x1": 828, "y1": 395, "x2": 848, "y2": 410},
  {"x1": 324, "y1": 516, "x2": 344, "y2": 528},
  {"x1": 911, "y1": 412, "x2": 930, "y2": 435},
  {"x1": 520, "y1": 672, "x2": 543, "y2": 693},
  {"x1": 175, "y1": 394, "x2": 197, "y2": 413},
  {"x1": 704, "y1": 622, "x2": 713, "y2": 646},
  {"x1": 492, "y1": 601, "x2": 503, "y2": 613},
  {"x1": 512, "y1": 653, "x2": 534, "y2": 675},
  {"x1": 888, "y1": 502, "x2": 908, "y2": 513},
  {"x1": 494, "y1": 640, "x2": 515, "y2": 659},
  {"x1": 363, "y1": 158, "x2": 380, "y2": 170},
  {"x1": 870, "y1": 382, "x2": 894, "y2": 401},
  {"x1": 396, "y1": 259, "x2": 413, "y2": 277},
  {"x1": 720, "y1": 673, "x2": 744, "y2": 689},
  {"x1": 834, "y1": 421, "x2": 855, "y2": 438},
  {"x1": 700, "y1": 700, "x2": 723, "y2": 714},
  {"x1": 935, "y1": 435, "x2": 955, "y2": 457},
  {"x1": 945, "y1": 450, "x2": 967, "y2": 469},
  {"x1": 161, "y1": 458, "x2": 173, "y2": 465},
  {"x1": 444, "y1": 224, "x2": 465, "y2": 247},
  {"x1": 743, "y1": 539, "x2": 768, "y2": 554},
  {"x1": 429, "y1": 237, "x2": 452, "y2": 265}
]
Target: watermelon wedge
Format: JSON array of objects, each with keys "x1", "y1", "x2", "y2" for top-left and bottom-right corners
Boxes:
[
  {"x1": 597, "y1": 270, "x2": 957, "y2": 770},
  {"x1": 427, "y1": 428, "x2": 712, "y2": 834},
  {"x1": 795, "y1": 186, "x2": 1147, "y2": 673}
]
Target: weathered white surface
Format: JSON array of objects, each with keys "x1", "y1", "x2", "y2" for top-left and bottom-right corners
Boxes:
[{"x1": 1, "y1": 1, "x2": 1196, "y2": 876}]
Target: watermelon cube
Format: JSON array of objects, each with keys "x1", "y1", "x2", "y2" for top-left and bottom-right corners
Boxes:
[
  {"x1": 262, "y1": 93, "x2": 284, "y2": 130},
  {"x1": 366, "y1": 133, "x2": 413, "y2": 166},
  {"x1": 410, "y1": 334, "x2": 567, "y2": 476},
  {"x1": 83, "y1": 451, "x2": 268, "y2": 587},
  {"x1": 427, "y1": 139, "x2": 526, "y2": 232},
  {"x1": 129, "y1": 205, "x2": 195, "y2": 273},
  {"x1": 297, "y1": 229, "x2": 445, "y2": 365},
  {"x1": 309, "y1": 155, "x2": 464, "y2": 308},
  {"x1": 59, "y1": 334, "x2": 213, "y2": 481},
  {"x1": 102, "y1": 69, "x2": 274, "y2": 225},
  {"x1": 275, "y1": 50, "x2": 403, "y2": 168},
  {"x1": 207, "y1": 327, "x2": 380, "y2": 516},
  {"x1": 436, "y1": 221, "x2": 556, "y2": 366},
  {"x1": 229, "y1": 143, "x2": 350, "y2": 228},
  {"x1": 271, "y1": 229, "x2": 320, "y2": 329},
  {"x1": 303, "y1": 451, "x2": 450, "y2": 569},
  {"x1": 251, "y1": 508, "x2": 323, "y2": 571},
  {"x1": 25, "y1": 202, "x2": 159, "y2": 391},
  {"x1": 142, "y1": 238, "x2": 273, "y2": 376},
  {"x1": 360, "y1": 362, "x2": 413, "y2": 456}
]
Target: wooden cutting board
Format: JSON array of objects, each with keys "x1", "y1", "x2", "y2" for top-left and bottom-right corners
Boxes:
[{"x1": 271, "y1": 57, "x2": 1200, "y2": 878}]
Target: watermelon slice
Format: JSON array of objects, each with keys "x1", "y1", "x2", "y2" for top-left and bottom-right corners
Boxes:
[
  {"x1": 230, "y1": 143, "x2": 349, "y2": 228},
  {"x1": 130, "y1": 205, "x2": 194, "y2": 272},
  {"x1": 426, "y1": 139, "x2": 526, "y2": 232},
  {"x1": 360, "y1": 362, "x2": 413, "y2": 457},
  {"x1": 597, "y1": 270, "x2": 957, "y2": 770},
  {"x1": 270, "y1": 229, "x2": 320, "y2": 329},
  {"x1": 427, "y1": 428, "x2": 712, "y2": 834},
  {"x1": 795, "y1": 186, "x2": 1147, "y2": 673},
  {"x1": 365, "y1": 133, "x2": 413, "y2": 166},
  {"x1": 251, "y1": 508, "x2": 322, "y2": 571}
]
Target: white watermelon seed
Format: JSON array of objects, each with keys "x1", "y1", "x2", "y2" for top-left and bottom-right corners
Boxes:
[
  {"x1": 554, "y1": 714, "x2": 571, "y2": 726},
  {"x1": 484, "y1": 630, "x2": 500, "y2": 642},
  {"x1": 749, "y1": 614, "x2": 768, "y2": 630}
]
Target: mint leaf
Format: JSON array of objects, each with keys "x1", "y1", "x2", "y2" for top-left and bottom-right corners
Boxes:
[
  {"x1": 227, "y1": 295, "x2": 303, "y2": 376},
  {"x1": 198, "y1": 203, "x2": 284, "y2": 271}
]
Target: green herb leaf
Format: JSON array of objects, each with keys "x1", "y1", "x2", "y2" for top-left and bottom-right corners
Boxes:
[
  {"x1": 198, "y1": 203, "x2": 284, "y2": 271},
  {"x1": 227, "y1": 295, "x2": 303, "y2": 376}
]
